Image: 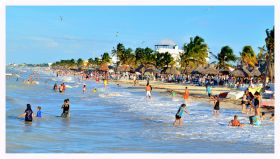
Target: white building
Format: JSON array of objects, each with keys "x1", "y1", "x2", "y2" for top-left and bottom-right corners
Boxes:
[{"x1": 155, "y1": 41, "x2": 184, "y2": 67}]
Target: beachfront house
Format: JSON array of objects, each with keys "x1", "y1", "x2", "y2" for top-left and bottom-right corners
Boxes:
[{"x1": 154, "y1": 42, "x2": 184, "y2": 67}]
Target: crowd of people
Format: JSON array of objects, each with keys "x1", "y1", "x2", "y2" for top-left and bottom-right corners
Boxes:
[{"x1": 17, "y1": 69, "x2": 274, "y2": 129}]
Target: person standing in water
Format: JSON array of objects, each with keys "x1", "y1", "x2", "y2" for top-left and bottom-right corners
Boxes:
[
  {"x1": 82, "y1": 84, "x2": 87, "y2": 93},
  {"x1": 36, "y1": 106, "x2": 42, "y2": 118},
  {"x1": 241, "y1": 90, "x2": 248, "y2": 113},
  {"x1": 183, "y1": 87, "x2": 190, "y2": 105},
  {"x1": 212, "y1": 95, "x2": 220, "y2": 115},
  {"x1": 145, "y1": 84, "x2": 152, "y2": 99},
  {"x1": 61, "y1": 99, "x2": 70, "y2": 118},
  {"x1": 174, "y1": 104, "x2": 189, "y2": 126},
  {"x1": 53, "y1": 83, "x2": 58, "y2": 92},
  {"x1": 18, "y1": 104, "x2": 34, "y2": 122},
  {"x1": 103, "y1": 79, "x2": 108, "y2": 88}
]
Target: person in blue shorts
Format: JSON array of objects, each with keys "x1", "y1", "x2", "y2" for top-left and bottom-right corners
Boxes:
[{"x1": 173, "y1": 104, "x2": 189, "y2": 126}]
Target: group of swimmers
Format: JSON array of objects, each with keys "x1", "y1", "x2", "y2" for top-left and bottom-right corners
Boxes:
[
  {"x1": 53, "y1": 83, "x2": 66, "y2": 93},
  {"x1": 18, "y1": 99, "x2": 71, "y2": 122}
]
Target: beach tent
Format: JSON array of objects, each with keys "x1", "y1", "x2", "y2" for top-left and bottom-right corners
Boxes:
[
  {"x1": 191, "y1": 66, "x2": 204, "y2": 74},
  {"x1": 251, "y1": 67, "x2": 261, "y2": 77},
  {"x1": 100, "y1": 63, "x2": 109, "y2": 72},
  {"x1": 202, "y1": 67, "x2": 219, "y2": 75},
  {"x1": 230, "y1": 68, "x2": 247, "y2": 77},
  {"x1": 163, "y1": 66, "x2": 180, "y2": 75}
]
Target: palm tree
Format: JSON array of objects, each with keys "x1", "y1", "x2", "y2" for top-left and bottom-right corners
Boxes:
[
  {"x1": 240, "y1": 46, "x2": 257, "y2": 67},
  {"x1": 181, "y1": 36, "x2": 209, "y2": 68},
  {"x1": 155, "y1": 52, "x2": 174, "y2": 69},
  {"x1": 93, "y1": 57, "x2": 101, "y2": 68},
  {"x1": 77, "y1": 58, "x2": 84, "y2": 69},
  {"x1": 263, "y1": 27, "x2": 274, "y2": 86},
  {"x1": 217, "y1": 46, "x2": 237, "y2": 69},
  {"x1": 101, "y1": 52, "x2": 111, "y2": 64},
  {"x1": 112, "y1": 43, "x2": 125, "y2": 67},
  {"x1": 88, "y1": 58, "x2": 94, "y2": 69}
]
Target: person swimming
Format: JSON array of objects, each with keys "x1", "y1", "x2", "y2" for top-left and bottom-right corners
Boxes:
[
  {"x1": 228, "y1": 115, "x2": 244, "y2": 127},
  {"x1": 173, "y1": 104, "x2": 189, "y2": 126},
  {"x1": 92, "y1": 88, "x2": 97, "y2": 93}
]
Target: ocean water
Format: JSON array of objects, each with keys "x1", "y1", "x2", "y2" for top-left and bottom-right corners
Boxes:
[{"x1": 6, "y1": 67, "x2": 274, "y2": 153}]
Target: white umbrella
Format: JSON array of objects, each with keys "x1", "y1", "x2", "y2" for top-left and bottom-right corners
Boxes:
[{"x1": 108, "y1": 69, "x2": 114, "y2": 73}]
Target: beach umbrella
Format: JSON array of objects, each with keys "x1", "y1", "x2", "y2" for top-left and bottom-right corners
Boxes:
[
  {"x1": 230, "y1": 68, "x2": 246, "y2": 77},
  {"x1": 117, "y1": 65, "x2": 130, "y2": 72},
  {"x1": 181, "y1": 66, "x2": 193, "y2": 74},
  {"x1": 219, "y1": 68, "x2": 230, "y2": 75},
  {"x1": 100, "y1": 63, "x2": 109, "y2": 72},
  {"x1": 164, "y1": 67, "x2": 180, "y2": 75},
  {"x1": 251, "y1": 67, "x2": 261, "y2": 77},
  {"x1": 242, "y1": 66, "x2": 253, "y2": 77},
  {"x1": 192, "y1": 66, "x2": 204, "y2": 74},
  {"x1": 202, "y1": 67, "x2": 219, "y2": 75}
]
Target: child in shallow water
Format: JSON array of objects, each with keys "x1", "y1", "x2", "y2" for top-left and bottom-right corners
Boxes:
[
  {"x1": 36, "y1": 106, "x2": 42, "y2": 118},
  {"x1": 173, "y1": 104, "x2": 189, "y2": 126}
]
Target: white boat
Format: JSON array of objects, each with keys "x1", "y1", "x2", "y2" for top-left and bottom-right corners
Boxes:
[{"x1": 226, "y1": 90, "x2": 244, "y2": 100}]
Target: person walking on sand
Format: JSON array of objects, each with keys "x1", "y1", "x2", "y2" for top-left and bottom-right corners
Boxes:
[
  {"x1": 133, "y1": 75, "x2": 137, "y2": 86},
  {"x1": 183, "y1": 87, "x2": 190, "y2": 105},
  {"x1": 145, "y1": 84, "x2": 152, "y2": 99},
  {"x1": 174, "y1": 104, "x2": 189, "y2": 126}
]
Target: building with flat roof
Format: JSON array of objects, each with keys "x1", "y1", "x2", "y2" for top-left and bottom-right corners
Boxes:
[{"x1": 155, "y1": 39, "x2": 184, "y2": 67}]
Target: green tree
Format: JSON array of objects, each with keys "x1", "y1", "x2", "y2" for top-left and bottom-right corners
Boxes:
[
  {"x1": 88, "y1": 58, "x2": 94, "y2": 68},
  {"x1": 240, "y1": 46, "x2": 257, "y2": 67},
  {"x1": 94, "y1": 57, "x2": 101, "y2": 67},
  {"x1": 155, "y1": 52, "x2": 174, "y2": 69},
  {"x1": 217, "y1": 46, "x2": 236, "y2": 69},
  {"x1": 101, "y1": 52, "x2": 111, "y2": 64},
  {"x1": 77, "y1": 58, "x2": 84, "y2": 69},
  {"x1": 263, "y1": 27, "x2": 274, "y2": 85},
  {"x1": 181, "y1": 36, "x2": 209, "y2": 68}
]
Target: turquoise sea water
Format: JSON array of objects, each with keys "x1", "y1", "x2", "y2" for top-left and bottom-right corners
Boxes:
[{"x1": 6, "y1": 67, "x2": 274, "y2": 153}]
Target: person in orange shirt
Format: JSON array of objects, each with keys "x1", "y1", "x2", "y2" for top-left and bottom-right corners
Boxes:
[
  {"x1": 146, "y1": 84, "x2": 152, "y2": 98},
  {"x1": 228, "y1": 115, "x2": 244, "y2": 127},
  {"x1": 183, "y1": 87, "x2": 189, "y2": 105}
]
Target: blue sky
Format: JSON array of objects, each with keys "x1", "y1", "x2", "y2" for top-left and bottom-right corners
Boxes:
[{"x1": 6, "y1": 6, "x2": 274, "y2": 64}]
